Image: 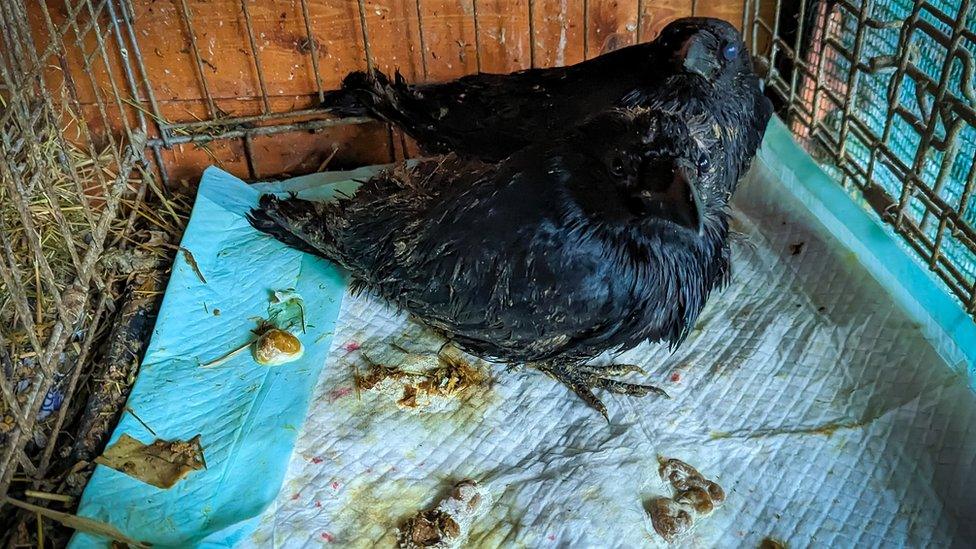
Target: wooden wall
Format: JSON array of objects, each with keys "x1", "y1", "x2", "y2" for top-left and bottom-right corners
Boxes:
[{"x1": 33, "y1": 0, "x2": 746, "y2": 187}]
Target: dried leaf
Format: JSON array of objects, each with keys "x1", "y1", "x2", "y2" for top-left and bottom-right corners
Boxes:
[{"x1": 95, "y1": 434, "x2": 205, "y2": 489}]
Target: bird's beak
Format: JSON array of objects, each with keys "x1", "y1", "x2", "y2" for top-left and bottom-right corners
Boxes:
[
  {"x1": 686, "y1": 171, "x2": 706, "y2": 236},
  {"x1": 639, "y1": 165, "x2": 705, "y2": 236},
  {"x1": 679, "y1": 35, "x2": 721, "y2": 81}
]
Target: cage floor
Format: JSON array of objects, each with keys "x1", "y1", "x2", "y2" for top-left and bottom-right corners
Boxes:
[{"x1": 241, "y1": 147, "x2": 976, "y2": 546}]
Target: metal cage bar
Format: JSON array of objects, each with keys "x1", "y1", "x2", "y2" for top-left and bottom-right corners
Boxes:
[
  {"x1": 753, "y1": 0, "x2": 976, "y2": 314},
  {"x1": 0, "y1": 0, "x2": 148, "y2": 501}
]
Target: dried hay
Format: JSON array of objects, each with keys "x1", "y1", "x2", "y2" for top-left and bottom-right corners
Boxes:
[{"x1": 1, "y1": 96, "x2": 191, "y2": 545}]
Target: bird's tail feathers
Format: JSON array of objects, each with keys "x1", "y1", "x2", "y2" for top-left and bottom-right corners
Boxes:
[
  {"x1": 247, "y1": 194, "x2": 343, "y2": 262},
  {"x1": 321, "y1": 69, "x2": 410, "y2": 119}
]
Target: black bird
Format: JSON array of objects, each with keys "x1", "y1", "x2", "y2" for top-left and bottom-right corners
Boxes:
[
  {"x1": 322, "y1": 17, "x2": 771, "y2": 176},
  {"x1": 249, "y1": 107, "x2": 733, "y2": 419}
]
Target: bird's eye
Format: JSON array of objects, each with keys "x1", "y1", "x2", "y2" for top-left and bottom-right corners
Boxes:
[
  {"x1": 611, "y1": 157, "x2": 626, "y2": 176},
  {"x1": 722, "y1": 43, "x2": 738, "y2": 61},
  {"x1": 697, "y1": 154, "x2": 711, "y2": 172}
]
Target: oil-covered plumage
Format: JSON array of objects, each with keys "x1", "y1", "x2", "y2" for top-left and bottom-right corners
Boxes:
[
  {"x1": 249, "y1": 108, "x2": 733, "y2": 418},
  {"x1": 322, "y1": 17, "x2": 772, "y2": 172}
]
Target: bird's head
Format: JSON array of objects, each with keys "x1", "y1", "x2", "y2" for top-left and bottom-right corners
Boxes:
[
  {"x1": 656, "y1": 17, "x2": 751, "y2": 87},
  {"x1": 631, "y1": 152, "x2": 707, "y2": 238},
  {"x1": 566, "y1": 109, "x2": 725, "y2": 240}
]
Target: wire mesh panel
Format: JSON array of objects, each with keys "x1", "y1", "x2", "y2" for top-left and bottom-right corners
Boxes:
[
  {"x1": 0, "y1": 0, "x2": 149, "y2": 502},
  {"x1": 747, "y1": 0, "x2": 976, "y2": 315}
]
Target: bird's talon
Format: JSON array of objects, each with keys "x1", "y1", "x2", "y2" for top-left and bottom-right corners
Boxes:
[
  {"x1": 653, "y1": 386, "x2": 672, "y2": 399},
  {"x1": 587, "y1": 363, "x2": 646, "y2": 376},
  {"x1": 536, "y1": 362, "x2": 665, "y2": 418},
  {"x1": 579, "y1": 388, "x2": 609, "y2": 420},
  {"x1": 592, "y1": 377, "x2": 665, "y2": 397}
]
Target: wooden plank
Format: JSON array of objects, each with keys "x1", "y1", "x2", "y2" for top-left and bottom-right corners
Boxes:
[
  {"x1": 248, "y1": 122, "x2": 394, "y2": 178},
  {"x1": 694, "y1": 0, "x2": 745, "y2": 30},
  {"x1": 125, "y1": 0, "x2": 367, "y2": 117},
  {"x1": 238, "y1": 1, "x2": 366, "y2": 96},
  {"x1": 584, "y1": 0, "x2": 638, "y2": 57},
  {"x1": 474, "y1": 0, "x2": 532, "y2": 73},
  {"x1": 639, "y1": 0, "x2": 693, "y2": 41},
  {"x1": 127, "y1": 0, "x2": 253, "y2": 111},
  {"x1": 414, "y1": 0, "x2": 479, "y2": 81},
  {"x1": 153, "y1": 122, "x2": 392, "y2": 185},
  {"x1": 71, "y1": 96, "x2": 332, "y2": 145},
  {"x1": 531, "y1": 0, "x2": 586, "y2": 67},
  {"x1": 155, "y1": 138, "x2": 251, "y2": 187},
  {"x1": 360, "y1": 1, "x2": 426, "y2": 80}
]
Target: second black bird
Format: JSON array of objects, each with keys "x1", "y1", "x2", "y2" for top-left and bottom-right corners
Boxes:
[
  {"x1": 322, "y1": 16, "x2": 771, "y2": 180},
  {"x1": 249, "y1": 107, "x2": 734, "y2": 419}
]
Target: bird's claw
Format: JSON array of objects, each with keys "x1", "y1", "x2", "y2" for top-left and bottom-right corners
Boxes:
[
  {"x1": 504, "y1": 363, "x2": 525, "y2": 374},
  {"x1": 592, "y1": 377, "x2": 670, "y2": 398},
  {"x1": 586, "y1": 363, "x2": 646, "y2": 376},
  {"x1": 535, "y1": 363, "x2": 668, "y2": 421}
]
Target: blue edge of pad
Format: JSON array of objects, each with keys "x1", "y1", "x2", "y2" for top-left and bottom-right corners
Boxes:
[
  {"x1": 69, "y1": 165, "x2": 373, "y2": 548},
  {"x1": 759, "y1": 119, "x2": 975, "y2": 379},
  {"x1": 70, "y1": 117, "x2": 975, "y2": 548}
]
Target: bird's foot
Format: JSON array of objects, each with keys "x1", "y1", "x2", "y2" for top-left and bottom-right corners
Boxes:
[
  {"x1": 535, "y1": 362, "x2": 669, "y2": 421},
  {"x1": 589, "y1": 363, "x2": 647, "y2": 376},
  {"x1": 504, "y1": 362, "x2": 525, "y2": 374}
]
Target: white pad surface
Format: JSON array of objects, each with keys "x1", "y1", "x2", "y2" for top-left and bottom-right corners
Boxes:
[{"x1": 243, "y1": 157, "x2": 976, "y2": 548}]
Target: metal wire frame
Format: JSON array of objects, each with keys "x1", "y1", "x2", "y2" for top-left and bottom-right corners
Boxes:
[
  {"x1": 0, "y1": 0, "x2": 150, "y2": 500},
  {"x1": 746, "y1": 0, "x2": 976, "y2": 315}
]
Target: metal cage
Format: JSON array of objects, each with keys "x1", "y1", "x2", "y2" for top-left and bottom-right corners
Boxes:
[
  {"x1": 0, "y1": 0, "x2": 974, "y2": 539},
  {"x1": 747, "y1": 0, "x2": 976, "y2": 313},
  {"x1": 0, "y1": 0, "x2": 149, "y2": 504}
]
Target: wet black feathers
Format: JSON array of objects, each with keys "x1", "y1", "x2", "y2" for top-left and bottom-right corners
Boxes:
[
  {"x1": 322, "y1": 17, "x2": 771, "y2": 167},
  {"x1": 249, "y1": 109, "x2": 733, "y2": 364},
  {"x1": 322, "y1": 37, "x2": 675, "y2": 161},
  {"x1": 252, "y1": 16, "x2": 772, "y2": 377}
]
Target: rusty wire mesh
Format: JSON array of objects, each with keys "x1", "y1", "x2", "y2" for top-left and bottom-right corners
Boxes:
[
  {"x1": 747, "y1": 0, "x2": 976, "y2": 315},
  {"x1": 0, "y1": 0, "x2": 150, "y2": 503}
]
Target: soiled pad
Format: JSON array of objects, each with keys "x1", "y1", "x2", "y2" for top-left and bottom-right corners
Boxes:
[{"x1": 242, "y1": 122, "x2": 975, "y2": 547}]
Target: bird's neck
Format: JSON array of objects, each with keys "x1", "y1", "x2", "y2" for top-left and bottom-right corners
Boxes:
[{"x1": 617, "y1": 215, "x2": 731, "y2": 345}]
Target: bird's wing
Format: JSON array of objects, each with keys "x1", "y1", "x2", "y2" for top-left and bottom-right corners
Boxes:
[
  {"x1": 248, "y1": 156, "x2": 490, "y2": 275},
  {"x1": 322, "y1": 43, "x2": 659, "y2": 160},
  {"x1": 298, "y1": 148, "x2": 634, "y2": 363}
]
